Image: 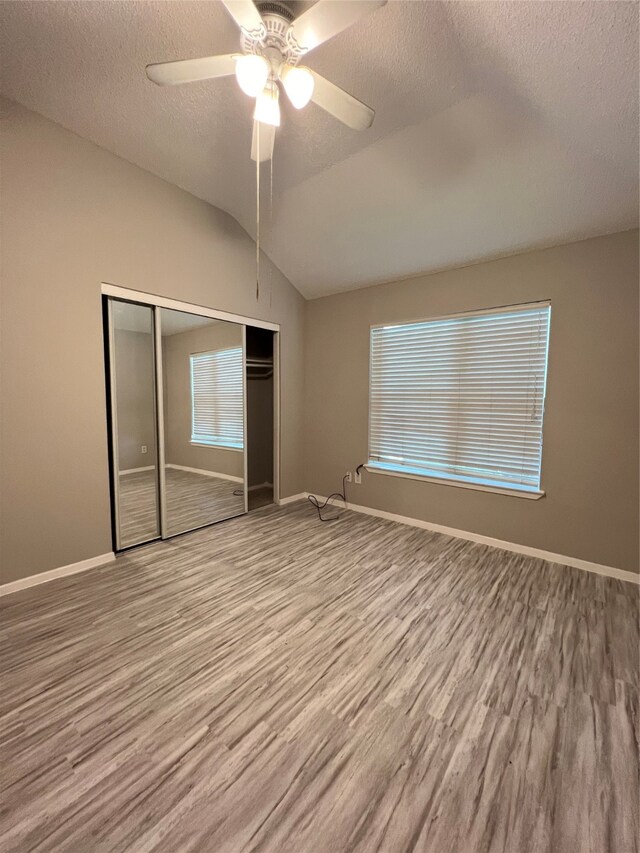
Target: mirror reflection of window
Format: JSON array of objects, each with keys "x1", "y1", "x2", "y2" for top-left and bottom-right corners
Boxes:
[{"x1": 190, "y1": 347, "x2": 244, "y2": 450}]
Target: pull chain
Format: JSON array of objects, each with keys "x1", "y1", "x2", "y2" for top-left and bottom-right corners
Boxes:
[
  {"x1": 269, "y1": 151, "x2": 273, "y2": 307},
  {"x1": 256, "y1": 122, "x2": 260, "y2": 301}
]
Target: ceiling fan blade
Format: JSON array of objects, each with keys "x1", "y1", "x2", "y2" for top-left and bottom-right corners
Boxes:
[
  {"x1": 146, "y1": 54, "x2": 237, "y2": 86},
  {"x1": 289, "y1": 0, "x2": 386, "y2": 54},
  {"x1": 310, "y1": 71, "x2": 375, "y2": 131},
  {"x1": 221, "y1": 0, "x2": 265, "y2": 36},
  {"x1": 251, "y1": 120, "x2": 275, "y2": 162}
]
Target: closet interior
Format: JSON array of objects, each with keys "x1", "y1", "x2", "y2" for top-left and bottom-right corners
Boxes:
[{"x1": 246, "y1": 326, "x2": 275, "y2": 511}]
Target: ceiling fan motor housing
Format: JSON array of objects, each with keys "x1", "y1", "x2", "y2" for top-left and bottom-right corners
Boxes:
[
  {"x1": 242, "y1": 2, "x2": 305, "y2": 70},
  {"x1": 257, "y1": 2, "x2": 294, "y2": 23}
]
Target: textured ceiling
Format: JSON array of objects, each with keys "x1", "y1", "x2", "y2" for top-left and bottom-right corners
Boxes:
[{"x1": 1, "y1": 0, "x2": 638, "y2": 298}]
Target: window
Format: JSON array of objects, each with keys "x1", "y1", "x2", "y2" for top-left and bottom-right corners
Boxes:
[
  {"x1": 190, "y1": 347, "x2": 244, "y2": 449},
  {"x1": 368, "y1": 302, "x2": 551, "y2": 495}
]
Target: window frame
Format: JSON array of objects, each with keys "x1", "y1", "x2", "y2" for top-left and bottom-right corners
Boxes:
[
  {"x1": 190, "y1": 346, "x2": 245, "y2": 451},
  {"x1": 366, "y1": 301, "x2": 551, "y2": 500}
]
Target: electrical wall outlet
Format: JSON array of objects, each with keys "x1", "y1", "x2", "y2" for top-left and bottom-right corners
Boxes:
[
  {"x1": 354, "y1": 468, "x2": 362, "y2": 484},
  {"x1": 141, "y1": 445, "x2": 147, "y2": 454},
  {"x1": 345, "y1": 471, "x2": 352, "y2": 483}
]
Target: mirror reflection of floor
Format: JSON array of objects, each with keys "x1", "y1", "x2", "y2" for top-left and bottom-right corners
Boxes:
[
  {"x1": 118, "y1": 470, "x2": 159, "y2": 547},
  {"x1": 164, "y1": 468, "x2": 245, "y2": 536},
  {"x1": 118, "y1": 467, "x2": 245, "y2": 546}
]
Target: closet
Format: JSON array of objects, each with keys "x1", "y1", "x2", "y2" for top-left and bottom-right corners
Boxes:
[
  {"x1": 104, "y1": 288, "x2": 278, "y2": 551},
  {"x1": 246, "y1": 326, "x2": 275, "y2": 511}
]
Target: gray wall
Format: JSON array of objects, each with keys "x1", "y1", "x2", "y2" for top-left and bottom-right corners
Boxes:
[
  {"x1": 0, "y1": 98, "x2": 305, "y2": 584},
  {"x1": 114, "y1": 329, "x2": 156, "y2": 472},
  {"x1": 1, "y1": 96, "x2": 637, "y2": 582},
  {"x1": 304, "y1": 230, "x2": 639, "y2": 574},
  {"x1": 163, "y1": 320, "x2": 244, "y2": 480}
]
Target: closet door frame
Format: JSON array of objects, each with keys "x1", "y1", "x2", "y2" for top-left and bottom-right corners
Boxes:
[
  {"x1": 103, "y1": 283, "x2": 281, "y2": 550},
  {"x1": 102, "y1": 283, "x2": 279, "y2": 332},
  {"x1": 242, "y1": 325, "x2": 249, "y2": 514},
  {"x1": 273, "y1": 330, "x2": 281, "y2": 504}
]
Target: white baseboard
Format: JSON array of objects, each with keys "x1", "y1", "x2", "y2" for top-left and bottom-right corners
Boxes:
[
  {"x1": 4, "y1": 499, "x2": 633, "y2": 598},
  {"x1": 0, "y1": 552, "x2": 116, "y2": 597},
  {"x1": 120, "y1": 465, "x2": 155, "y2": 475},
  {"x1": 166, "y1": 463, "x2": 243, "y2": 484},
  {"x1": 301, "y1": 494, "x2": 639, "y2": 585},
  {"x1": 277, "y1": 492, "x2": 308, "y2": 506}
]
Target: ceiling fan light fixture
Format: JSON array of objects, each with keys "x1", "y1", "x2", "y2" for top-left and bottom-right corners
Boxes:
[
  {"x1": 254, "y1": 81, "x2": 281, "y2": 127},
  {"x1": 147, "y1": 0, "x2": 386, "y2": 161},
  {"x1": 235, "y1": 54, "x2": 270, "y2": 97},
  {"x1": 281, "y1": 64, "x2": 314, "y2": 109}
]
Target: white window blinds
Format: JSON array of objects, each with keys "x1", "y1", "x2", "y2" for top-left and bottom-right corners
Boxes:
[
  {"x1": 368, "y1": 302, "x2": 551, "y2": 493},
  {"x1": 190, "y1": 347, "x2": 244, "y2": 449}
]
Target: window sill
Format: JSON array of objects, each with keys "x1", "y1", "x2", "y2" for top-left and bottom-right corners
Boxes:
[
  {"x1": 365, "y1": 463, "x2": 545, "y2": 500},
  {"x1": 190, "y1": 442, "x2": 244, "y2": 452}
]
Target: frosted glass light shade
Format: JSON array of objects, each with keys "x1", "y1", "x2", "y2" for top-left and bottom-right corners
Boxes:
[
  {"x1": 235, "y1": 54, "x2": 270, "y2": 98},
  {"x1": 281, "y1": 65, "x2": 314, "y2": 109},
  {"x1": 254, "y1": 81, "x2": 281, "y2": 127}
]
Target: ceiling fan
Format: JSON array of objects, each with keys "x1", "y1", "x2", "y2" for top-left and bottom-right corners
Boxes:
[{"x1": 146, "y1": 0, "x2": 387, "y2": 162}]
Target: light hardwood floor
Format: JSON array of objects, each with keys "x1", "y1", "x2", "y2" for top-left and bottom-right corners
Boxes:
[{"x1": 1, "y1": 501, "x2": 638, "y2": 852}]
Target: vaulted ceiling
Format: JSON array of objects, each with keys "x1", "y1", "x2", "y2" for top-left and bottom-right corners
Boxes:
[{"x1": 1, "y1": 1, "x2": 638, "y2": 297}]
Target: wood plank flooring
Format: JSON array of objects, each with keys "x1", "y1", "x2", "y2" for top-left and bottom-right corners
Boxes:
[{"x1": 1, "y1": 501, "x2": 638, "y2": 852}]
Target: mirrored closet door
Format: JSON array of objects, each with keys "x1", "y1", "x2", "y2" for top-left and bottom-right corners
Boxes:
[
  {"x1": 108, "y1": 300, "x2": 160, "y2": 549},
  {"x1": 157, "y1": 308, "x2": 246, "y2": 536},
  {"x1": 105, "y1": 293, "x2": 275, "y2": 551}
]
